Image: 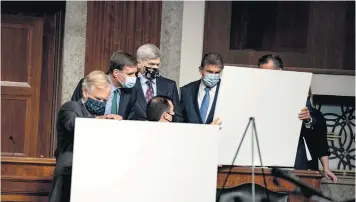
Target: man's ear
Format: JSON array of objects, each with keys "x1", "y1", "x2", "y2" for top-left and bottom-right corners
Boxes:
[
  {"x1": 199, "y1": 67, "x2": 203, "y2": 76},
  {"x1": 82, "y1": 87, "x2": 88, "y2": 99},
  {"x1": 137, "y1": 61, "x2": 144, "y2": 69},
  {"x1": 112, "y1": 69, "x2": 119, "y2": 78}
]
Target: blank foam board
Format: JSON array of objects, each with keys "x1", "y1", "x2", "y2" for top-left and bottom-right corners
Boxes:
[
  {"x1": 215, "y1": 66, "x2": 312, "y2": 167},
  {"x1": 71, "y1": 119, "x2": 219, "y2": 202}
]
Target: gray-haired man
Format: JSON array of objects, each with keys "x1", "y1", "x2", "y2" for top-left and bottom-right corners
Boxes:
[{"x1": 130, "y1": 44, "x2": 183, "y2": 122}]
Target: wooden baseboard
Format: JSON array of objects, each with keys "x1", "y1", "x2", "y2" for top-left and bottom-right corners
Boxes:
[{"x1": 1, "y1": 156, "x2": 56, "y2": 201}]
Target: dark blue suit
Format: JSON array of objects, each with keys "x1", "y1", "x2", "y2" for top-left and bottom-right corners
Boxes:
[
  {"x1": 130, "y1": 76, "x2": 183, "y2": 122},
  {"x1": 180, "y1": 80, "x2": 220, "y2": 124}
]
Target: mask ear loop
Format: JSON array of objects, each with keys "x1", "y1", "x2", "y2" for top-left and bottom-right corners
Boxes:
[{"x1": 163, "y1": 112, "x2": 173, "y2": 122}]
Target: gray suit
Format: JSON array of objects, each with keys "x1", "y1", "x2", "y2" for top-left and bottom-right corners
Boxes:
[{"x1": 49, "y1": 100, "x2": 94, "y2": 202}]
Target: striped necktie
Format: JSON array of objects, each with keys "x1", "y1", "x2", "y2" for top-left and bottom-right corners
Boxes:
[{"x1": 199, "y1": 87, "x2": 210, "y2": 123}]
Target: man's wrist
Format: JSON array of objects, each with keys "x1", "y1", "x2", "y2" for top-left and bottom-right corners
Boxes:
[{"x1": 304, "y1": 117, "x2": 313, "y2": 128}]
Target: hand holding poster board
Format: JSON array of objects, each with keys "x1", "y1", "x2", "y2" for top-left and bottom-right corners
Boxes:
[{"x1": 214, "y1": 66, "x2": 312, "y2": 167}]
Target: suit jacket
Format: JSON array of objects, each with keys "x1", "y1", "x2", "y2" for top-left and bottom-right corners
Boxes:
[
  {"x1": 71, "y1": 78, "x2": 136, "y2": 120},
  {"x1": 130, "y1": 76, "x2": 183, "y2": 122},
  {"x1": 55, "y1": 100, "x2": 94, "y2": 159},
  {"x1": 180, "y1": 80, "x2": 220, "y2": 124},
  {"x1": 299, "y1": 108, "x2": 330, "y2": 170},
  {"x1": 50, "y1": 100, "x2": 92, "y2": 202}
]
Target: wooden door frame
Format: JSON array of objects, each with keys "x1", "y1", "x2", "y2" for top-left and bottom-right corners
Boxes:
[
  {"x1": 49, "y1": 10, "x2": 65, "y2": 157},
  {"x1": 1, "y1": 1, "x2": 66, "y2": 158}
]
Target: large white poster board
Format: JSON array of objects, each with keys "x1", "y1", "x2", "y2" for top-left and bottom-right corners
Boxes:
[
  {"x1": 71, "y1": 119, "x2": 219, "y2": 202},
  {"x1": 215, "y1": 66, "x2": 312, "y2": 167}
]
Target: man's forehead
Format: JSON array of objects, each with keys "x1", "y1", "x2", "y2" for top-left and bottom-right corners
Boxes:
[
  {"x1": 260, "y1": 60, "x2": 278, "y2": 69},
  {"x1": 204, "y1": 64, "x2": 222, "y2": 71},
  {"x1": 146, "y1": 58, "x2": 160, "y2": 64}
]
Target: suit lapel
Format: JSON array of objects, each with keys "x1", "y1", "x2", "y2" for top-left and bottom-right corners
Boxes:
[
  {"x1": 118, "y1": 89, "x2": 129, "y2": 116},
  {"x1": 156, "y1": 77, "x2": 165, "y2": 96},
  {"x1": 135, "y1": 78, "x2": 147, "y2": 111},
  {"x1": 206, "y1": 81, "x2": 220, "y2": 124},
  {"x1": 78, "y1": 100, "x2": 94, "y2": 118},
  {"x1": 193, "y1": 80, "x2": 203, "y2": 123}
]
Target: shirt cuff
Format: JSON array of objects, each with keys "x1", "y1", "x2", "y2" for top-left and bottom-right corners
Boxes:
[{"x1": 304, "y1": 117, "x2": 313, "y2": 129}]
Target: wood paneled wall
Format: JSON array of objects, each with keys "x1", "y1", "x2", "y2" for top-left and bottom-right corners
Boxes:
[
  {"x1": 1, "y1": 157, "x2": 56, "y2": 202},
  {"x1": 85, "y1": 1, "x2": 162, "y2": 75},
  {"x1": 204, "y1": 1, "x2": 355, "y2": 75}
]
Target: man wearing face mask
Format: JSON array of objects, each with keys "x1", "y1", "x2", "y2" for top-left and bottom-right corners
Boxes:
[
  {"x1": 180, "y1": 53, "x2": 223, "y2": 124},
  {"x1": 49, "y1": 71, "x2": 121, "y2": 202},
  {"x1": 146, "y1": 95, "x2": 222, "y2": 125},
  {"x1": 258, "y1": 54, "x2": 337, "y2": 183},
  {"x1": 71, "y1": 51, "x2": 138, "y2": 120},
  {"x1": 130, "y1": 44, "x2": 183, "y2": 122},
  {"x1": 146, "y1": 95, "x2": 175, "y2": 122}
]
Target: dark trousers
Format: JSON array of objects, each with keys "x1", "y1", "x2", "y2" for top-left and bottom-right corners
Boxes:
[
  {"x1": 49, "y1": 152, "x2": 73, "y2": 202},
  {"x1": 49, "y1": 174, "x2": 72, "y2": 202}
]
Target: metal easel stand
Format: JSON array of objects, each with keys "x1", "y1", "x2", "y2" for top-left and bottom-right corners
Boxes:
[{"x1": 216, "y1": 117, "x2": 270, "y2": 202}]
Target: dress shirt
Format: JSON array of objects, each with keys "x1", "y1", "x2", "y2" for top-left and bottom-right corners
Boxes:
[
  {"x1": 197, "y1": 80, "x2": 217, "y2": 123},
  {"x1": 105, "y1": 75, "x2": 121, "y2": 115},
  {"x1": 138, "y1": 73, "x2": 157, "y2": 97}
]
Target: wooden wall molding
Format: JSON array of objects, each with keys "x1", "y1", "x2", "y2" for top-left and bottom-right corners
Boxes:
[{"x1": 1, "y1": 157, "x2": 56, "y2": 201}]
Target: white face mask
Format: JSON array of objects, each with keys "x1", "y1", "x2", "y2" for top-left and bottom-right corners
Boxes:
[{"x1": 203, "y1": 73, "x2": 220, "y2": 87}]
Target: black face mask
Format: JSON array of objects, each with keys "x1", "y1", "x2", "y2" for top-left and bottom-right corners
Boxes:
[
  {"x1": 144, "y1": 67, "x2": 160, "y2": 80},
  {"x1": 85, "y1": 97, "x2": 106, "y2": 116},
  {"x1": 163, "y1": 112, "x2": 174, "y2": 122}
]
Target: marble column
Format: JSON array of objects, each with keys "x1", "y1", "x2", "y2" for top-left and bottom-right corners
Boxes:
[
  {"x1": 60, "y1": 1, "x2": 87, "y2": 105},
  {"x1": 159, "y1": 1, "x2": 206, "y2": 88},
  {"x1": 159, "y1": 1, "x2": 184, "y2": 87}
]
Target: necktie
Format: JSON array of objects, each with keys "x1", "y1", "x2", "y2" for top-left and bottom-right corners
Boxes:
[
  {"x1": 200, "y1": 87, "x2": 210, "y2": 123},
  {"x1": 146, "y1": 80, "x2": 154, "y2": 102},
  {"x1": 111, "y1": 89, "x2": 119, "y2": 114}
]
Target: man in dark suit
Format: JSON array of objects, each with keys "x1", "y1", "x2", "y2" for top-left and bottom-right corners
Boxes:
[
  {"x1": 180, "y1": 53, "x2": 223, "y2": 124},
  {"x1": 71, "y1": 51, "x2": 137, "y2": 120},
  {"x1": 130, "y1": 44, "x2": 183, "y2": 122},
  {"x1": 49, "y1": 71, "x2": 122, "y2": 202},
  {"x1": 258, "y1": 54, "x2": 337, "y2": 182}
]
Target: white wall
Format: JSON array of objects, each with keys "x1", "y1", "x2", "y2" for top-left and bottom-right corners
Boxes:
[
  {"x1": 311, "y1": 74, "x2": 355, "y2": 96},
  {"x1": 179, "y1": 1, "x2": 205, "y2": 87}
]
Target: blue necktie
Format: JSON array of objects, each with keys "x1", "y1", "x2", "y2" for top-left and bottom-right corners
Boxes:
[{"x1": 200, "y1": 87, "x2": 210, "y2": 123}]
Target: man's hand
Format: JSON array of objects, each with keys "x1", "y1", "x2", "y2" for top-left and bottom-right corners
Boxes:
[
  {"x1": 211, "y1": 118, "x2": 222, "y2": 125},
  {"x1": 298, "y1": 107, "x2": 311, "y2": 121},
  {"x1": 95, "y1": 114, "x2": 123, "y2": 120},
  {"x1": 324, "y1": 169, "x2": 338, "y2": 183},
  {"x1": 104, "y1": 114, "x2": 123, "y2": 120}
]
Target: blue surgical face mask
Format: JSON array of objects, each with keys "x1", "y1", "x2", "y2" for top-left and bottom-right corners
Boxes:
[
  {"x1": 85, "y1": 97, "x2": 106, "y2": 116},
  {"x1": 122, "y1": 76, "x2": 137, "y2": 88},
  {"x1": 203, "y1": 73, "x2": 220, "y2": 87}
]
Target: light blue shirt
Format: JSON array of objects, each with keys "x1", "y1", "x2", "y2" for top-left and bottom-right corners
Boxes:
[
  {"x1": 105, "y1": 75, "x2": 121, "y2": 115},
  {"x1": 138, "y1": 73, "x2": 157, "y2": 97}
]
